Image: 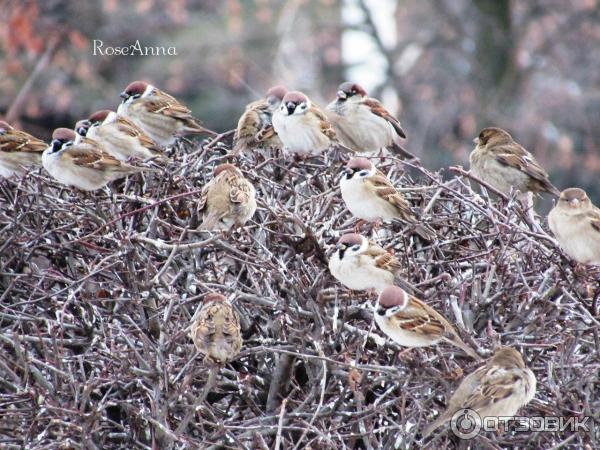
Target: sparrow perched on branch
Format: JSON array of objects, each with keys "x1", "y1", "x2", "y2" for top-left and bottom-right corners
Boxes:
[
  {"x1": 0, "y1": 121, "x2": 47, "y2": 177},
  {"x1": 422, "y1": 347, "x2": 536, "y2": 438},
  {"x1": 374, "y1": 286, "x2": 480, "y2": 360},
  {"x1": 117, "y1": 80, "x2": 216, "y2": 147},
  {"x1": 548, "y1": 187, "x2": 600, "y2": 265},
  {"x1": 340, "y1": 157, "x2": 433, "y2": 238},
  {"x1": 469, "y1": 127, "x2": 559, "y2": 198},
  {"x1": 326, "y1": 82, "x2": 415, "y2": 159},
  {"x1": 198, "y1": 164, "x2": 257, "y2": 231},
  {"x1": 272, "y1": 91, "x2": 342, "y2": 157},
  {"x1": 232, "y1": 85, "x2": 287, "y2": 155},
  {"x1": 42, "y1": 128, "x2": 151, "y2": 191},
  {"x1": 328, "y1": 233, "x2": 400, "y2": 293},
  {"x1": 77, "y1": 110, "x2": 161, "y2": 161},
  {"x1": 190, "y1": 293, "x2": 242, "y2": 364}
]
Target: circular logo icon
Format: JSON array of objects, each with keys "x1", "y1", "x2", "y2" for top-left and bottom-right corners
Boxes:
[{"x1": 451, "y1": 408, "x2": 481, "y2": 439}]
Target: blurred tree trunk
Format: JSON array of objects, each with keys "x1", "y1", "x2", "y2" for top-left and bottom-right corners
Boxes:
[{"x1": 473, "y1": 0, "x2": 520, "y2": 117}]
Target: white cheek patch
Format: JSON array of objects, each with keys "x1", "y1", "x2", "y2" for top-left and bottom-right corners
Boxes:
[{"x1": 358, "y1": 238, "x2": 369, "y2": 254}]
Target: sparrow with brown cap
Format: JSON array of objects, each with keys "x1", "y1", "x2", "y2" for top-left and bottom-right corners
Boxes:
[
  {"x1": 340, "y1": 157, "x2": 432, "y2": 237},
  {"x1": 42, "y1": 128, "x2": 151, "y2": 191},
  {"x1": 327, "y1": 81, "x2": 415, "y2": 159},
  {"x1": 79, "y1": 110, "x2": 162, "y2": 161},
  {"x1": 328, "y1": 233, "x2": 401, "y2": 293},
  {"x1": 117, "y1": 80, "x2": 216, "y2": 147},
  {"x1": 232, "y1": 85, "x2": 287, "y2": 155},
  {"x1": 375, "y1": 286, "x2": 480, "y2": 360},
  {"x1": 272, "y1": 90, "x2": 341, "y2": 157}
]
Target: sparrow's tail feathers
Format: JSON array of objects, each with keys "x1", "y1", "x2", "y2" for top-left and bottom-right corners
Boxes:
[
  {"x1": 199, "y1": 212, "x2": 221, "y2": 231},
  {"x1": 447, "y1": 336, "x2": 483, "y2": 361},
  {"x1": 231, "y1": 139, "x2": 246, "y2": 156},
  {"x1": 413, "y1": 223, "x2": 436, "y2": 241},
  {"x1": 546, "y1": 182, "x2": 561, "y2": 197},
  {"x1": 421, "y1": 414, "x2": 450, "y2": 439},
  {"x1": 183, "y1": 118, "x2": 218, "y2": 137},
  {"x1": 390, "y1": 142, "x2": 418, "y2": 161}
]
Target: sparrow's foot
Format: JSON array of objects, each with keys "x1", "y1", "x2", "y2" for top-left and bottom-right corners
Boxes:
[
  {"x1": 397, "y1": 347, "x2": 416, "y2": 363},
  {"x1": 354, "y1": 219, "x2": 367, "y2": 233},
  {"x1": 370, "y1": 219, "x2": 383, "y2": 233}
]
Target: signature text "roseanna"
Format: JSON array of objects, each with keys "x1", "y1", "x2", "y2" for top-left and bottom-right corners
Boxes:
[{"x1": 93, "y1": 40, "x2": 177, "y2": 56}]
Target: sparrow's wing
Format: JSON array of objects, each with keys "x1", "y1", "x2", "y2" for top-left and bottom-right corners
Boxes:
[
  {"x1": 192, "y1": 300, "x2": 242, "y2": 362},
  {"x1": 493, "y1": 143, "x2": 559, "y2": 195},
  {"x1": 115, "y1": 116, "x2": 161, "y2": 152},
  {"x1": 144, "y1": 96, "x2": 215, "y2": 135},
  {"x1": 0, "y1": 130, "x2": 47, "y2": 153},
  {"x1": 197, "y1": 181, "x2": 211, "y2": 212},
  {"x1": 66, "y1": 146, "x2": 125, "y2": 171},
  {"x1": 362, "y1": 98, "x2": 406, "y2": 138},
  {"x1": 365, "y1": 171, "x2": 415, "y2": 220},
  {"x1": 229, "y1": 176, "x2": 253, "y2": 205},
  {"x1": 309, "y1": 106, "x2": 337, "y2": 141},
  {"x1": 583, "y1": 207, "x2": 600, "y2": 234},
  {"x1": 461, "y1": 366, "x2": 522, "y2": 412},
  {"x1": 371, "y1": 249, "x2": 402, "y2": 273},
  {"x1": 389, "y1": 296, "x2": 446, "y2": 337},
  {"x1": 143, "y1": 97, "x2": 193, "y2": 119},
  {"x1": 233, "y1": 107, "x2": 263, "y2": 153}
]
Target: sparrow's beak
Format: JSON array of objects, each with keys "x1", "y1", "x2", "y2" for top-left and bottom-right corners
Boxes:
[
  {"x1": 570, "y1": 198, "x2": 580, "y2": 207},
  {"x1": 337, "y1": 90, "x2": 347, "y2": 100},
  {"x1": 473, "y1": 137, "x2": 480, "y2": 145},
  {"x1": 286, "y1": 102, "x2": 296, "y2": 115},
  {"x1": 119, "y1": 91, "x2": 129, "y2": 100},
  {"x1": 375, "y1": 305, "x2": 386, "y2": 316}
]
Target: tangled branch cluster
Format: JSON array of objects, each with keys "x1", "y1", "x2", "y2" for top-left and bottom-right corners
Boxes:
[{"x1": 0, "y1": 138, "x2": 598, "y2": 449}]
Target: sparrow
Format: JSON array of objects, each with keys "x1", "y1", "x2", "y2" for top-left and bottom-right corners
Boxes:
[
  {"x1": 272, "y1": 90, "x2": 340, "y2": 157},
  {"x1": 469, "y1": 127, "x2": 559, "y2": 198},
  {"x1": 328, "y1": 233, "x2": 400, "y2": 293},
  {"x1": 80, "y1": 110, "x2": 162, "y2": 161},
  {"x1": 42, "y1": 128, "x2": 151, "y2": 191},
  {"x1": 117, "y1": 80, "x2": 216, "y2": 147},
  {"x1": 422, "y1": 346, "x2": 536, "y2": 438},
  {"x1": 548, "y1": 188, "x2": 600, "y2": 265},
  {"x1": 374, "y1": 286, "x2": 480, "y2": 360},
  {"x1": 198, "y1": 163, "x2": 257, "y2": 231},
  {"x1": 0, "y1": 121, "x2": 47, "y2": 177},
  {"x1": 74, "y1": 119, "x2": 90, "y2": 138},
  {"x1": 326, "y1": 82, "x2": 415, "y2": 159},
  {"x1": 232, "y1": 85, "x2": 287, "y2": 155},
  {"x1": 190, "y1": 293, "x2": 242, "y2": 364},
  {"x1": 340, "y1": 157, "x2": 432, "y2": 238}
]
